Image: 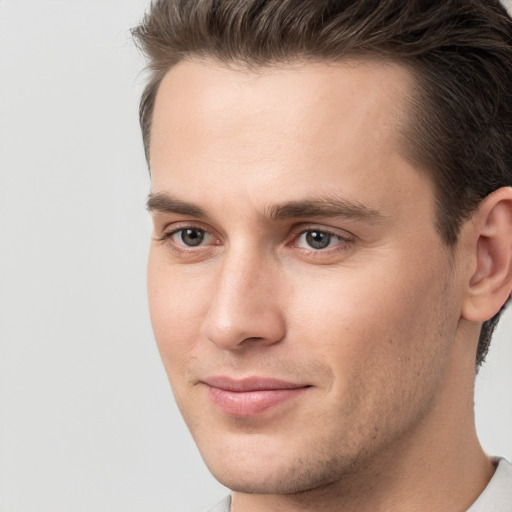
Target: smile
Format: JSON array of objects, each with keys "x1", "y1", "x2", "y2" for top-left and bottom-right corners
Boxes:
[{"x1": 203, "y1": 376, "x2": 311, "y2": 417}]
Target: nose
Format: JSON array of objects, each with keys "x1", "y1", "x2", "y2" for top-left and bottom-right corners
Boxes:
[{"x1": 202, "y1": 249, "x2": 286, "y2": 351}]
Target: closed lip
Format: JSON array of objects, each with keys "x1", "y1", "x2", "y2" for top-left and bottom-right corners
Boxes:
[
  {"x1": 202, "y1": 376, "x2": 311, "y2": 417},
  {"x1": 203, "y1": 376, "x2": 310, "y2": 391}
]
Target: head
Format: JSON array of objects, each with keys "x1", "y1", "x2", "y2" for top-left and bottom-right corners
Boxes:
[
  {"x1": 133, "y1": 0, "x2": 512, "y2": 502},
  {"x1": 134, "y1": 0, "x2": 512, "y2": 369}
]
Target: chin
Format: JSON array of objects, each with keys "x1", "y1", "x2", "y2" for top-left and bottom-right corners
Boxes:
[
  {"x1": 198, "y1": 433, "x2": 361, "y2": 496},
  {"x1": 208, "y1": 458, "x2": 356, "y2": 496},
  {"x1": 209, "y1": 465, "x2": 325, "y2": 495}
]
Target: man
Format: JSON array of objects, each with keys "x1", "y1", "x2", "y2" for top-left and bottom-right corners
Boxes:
[{"x1": 133, "y1": 1, "x2": 512, "y2": 510}]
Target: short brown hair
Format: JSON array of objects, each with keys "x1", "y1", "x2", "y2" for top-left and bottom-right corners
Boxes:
[{"x1": 132, "y1": 0, "x2": 512, "y2": 367}]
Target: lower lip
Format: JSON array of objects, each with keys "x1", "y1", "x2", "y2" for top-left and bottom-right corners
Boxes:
[{"x1": 207, "y1": 386, "x2": 308, "y2": 417}]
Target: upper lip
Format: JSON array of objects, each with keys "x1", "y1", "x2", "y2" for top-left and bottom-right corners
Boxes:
[{"x1": 203, "y1": 376, "x2": 309, "y2": 392}]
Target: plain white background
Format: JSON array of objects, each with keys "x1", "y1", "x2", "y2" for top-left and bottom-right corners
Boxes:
[{"x1": 0, "y1": 1, "x2": 510, "y2": 511}]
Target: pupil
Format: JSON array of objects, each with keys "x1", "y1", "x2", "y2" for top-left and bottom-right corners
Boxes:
[
  {"x1": 306, "y1": 230, "x2": 331, "y2": 249},
  {"x1": 182, "y1": 228, "x2": 204, "y2": 246}
]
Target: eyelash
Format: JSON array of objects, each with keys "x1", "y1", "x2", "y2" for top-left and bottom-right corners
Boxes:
[
  {"x1": 155, "y1": 225, "x2": 219, "y2": 253},
  {"x1": 155, "y1": 225, "x2": 354, "y2": 257}
]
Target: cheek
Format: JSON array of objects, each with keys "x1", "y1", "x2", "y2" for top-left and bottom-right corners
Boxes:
[
  {"x1": 147, "y1": 252, "x2": 212, "y2": 373},
  {"x1": 285, "y1": 264, "x2": 456, "y2": 452},
  {"x1": 288, "y1": 255, "x2": 455, "y2": 386}
]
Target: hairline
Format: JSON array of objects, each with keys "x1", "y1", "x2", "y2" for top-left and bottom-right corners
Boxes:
[{"x1": 144, "y1": 53, "x2": 414, "y2": 155}]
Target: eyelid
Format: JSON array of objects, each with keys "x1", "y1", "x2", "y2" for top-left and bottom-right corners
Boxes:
[
  {"x1": 287, "y1": 225, "x2": 356, "y2": 258},
  {"x1": 154, "y1": 221, "x2": 221, "y2": 246},
  {"x1": 290, "y1": 223, "x2": 355, "y2": 242},
  {"x1": 153, "y1": 220, "x2": 356, "y2": 259}
]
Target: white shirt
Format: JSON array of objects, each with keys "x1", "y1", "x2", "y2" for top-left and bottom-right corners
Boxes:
[{"x1": 468, "y1": 458, "x2": 512, "y2": 512}]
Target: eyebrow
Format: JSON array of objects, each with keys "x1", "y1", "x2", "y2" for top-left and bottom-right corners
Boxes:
[
  {"x1": 147, "y1": 193, "x2": 207, "y2": 218},
  {"x1": 265, "y1": 197, "x2": 385, "y2": 223},
  {"x1": 147, "y1": 192, "x2": 385, "y2": 224}
]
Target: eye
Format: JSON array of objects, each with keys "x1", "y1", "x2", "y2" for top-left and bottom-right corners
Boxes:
[
  {"x1": 170, "y1": 227, "x2": 211, "y2": 247},
  {"x1": 296, "y1": 229, "x2": 344, "y2": 250}
]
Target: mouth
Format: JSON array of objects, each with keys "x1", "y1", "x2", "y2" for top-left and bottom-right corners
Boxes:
[{"x1": 203, "y1": 376, "x2": 311, "y2": 417}]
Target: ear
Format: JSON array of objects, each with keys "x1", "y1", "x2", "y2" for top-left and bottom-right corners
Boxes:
[{"x1": 462, "y1": 187, "x2": 512, "y2": 323}]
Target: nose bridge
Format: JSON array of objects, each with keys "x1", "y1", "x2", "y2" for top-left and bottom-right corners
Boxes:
[{"x1": 203, "y1": 242, "x2": 285, "y2": 349}]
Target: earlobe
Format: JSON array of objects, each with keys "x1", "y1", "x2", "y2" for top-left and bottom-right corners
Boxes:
[{"x1": 462, "y1": 187, "x2": 512, "y2": 323}]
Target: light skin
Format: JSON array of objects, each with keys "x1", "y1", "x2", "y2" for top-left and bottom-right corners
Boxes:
[{"x1": 147, "y1": 58, "x2": 512, "y2": 511}]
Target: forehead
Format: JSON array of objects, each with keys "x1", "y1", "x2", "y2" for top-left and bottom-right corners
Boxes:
[
  {"x1": 150, "y1": 58, "x2": 413, "y2": 160},
  {"x1": 149, "y1": 58, "x2": 428, "y2": 219}
]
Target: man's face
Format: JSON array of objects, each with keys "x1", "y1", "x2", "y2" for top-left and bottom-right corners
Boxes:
[{"x1": 147, "y1": 59, "x2": 465, "y2": 494}]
